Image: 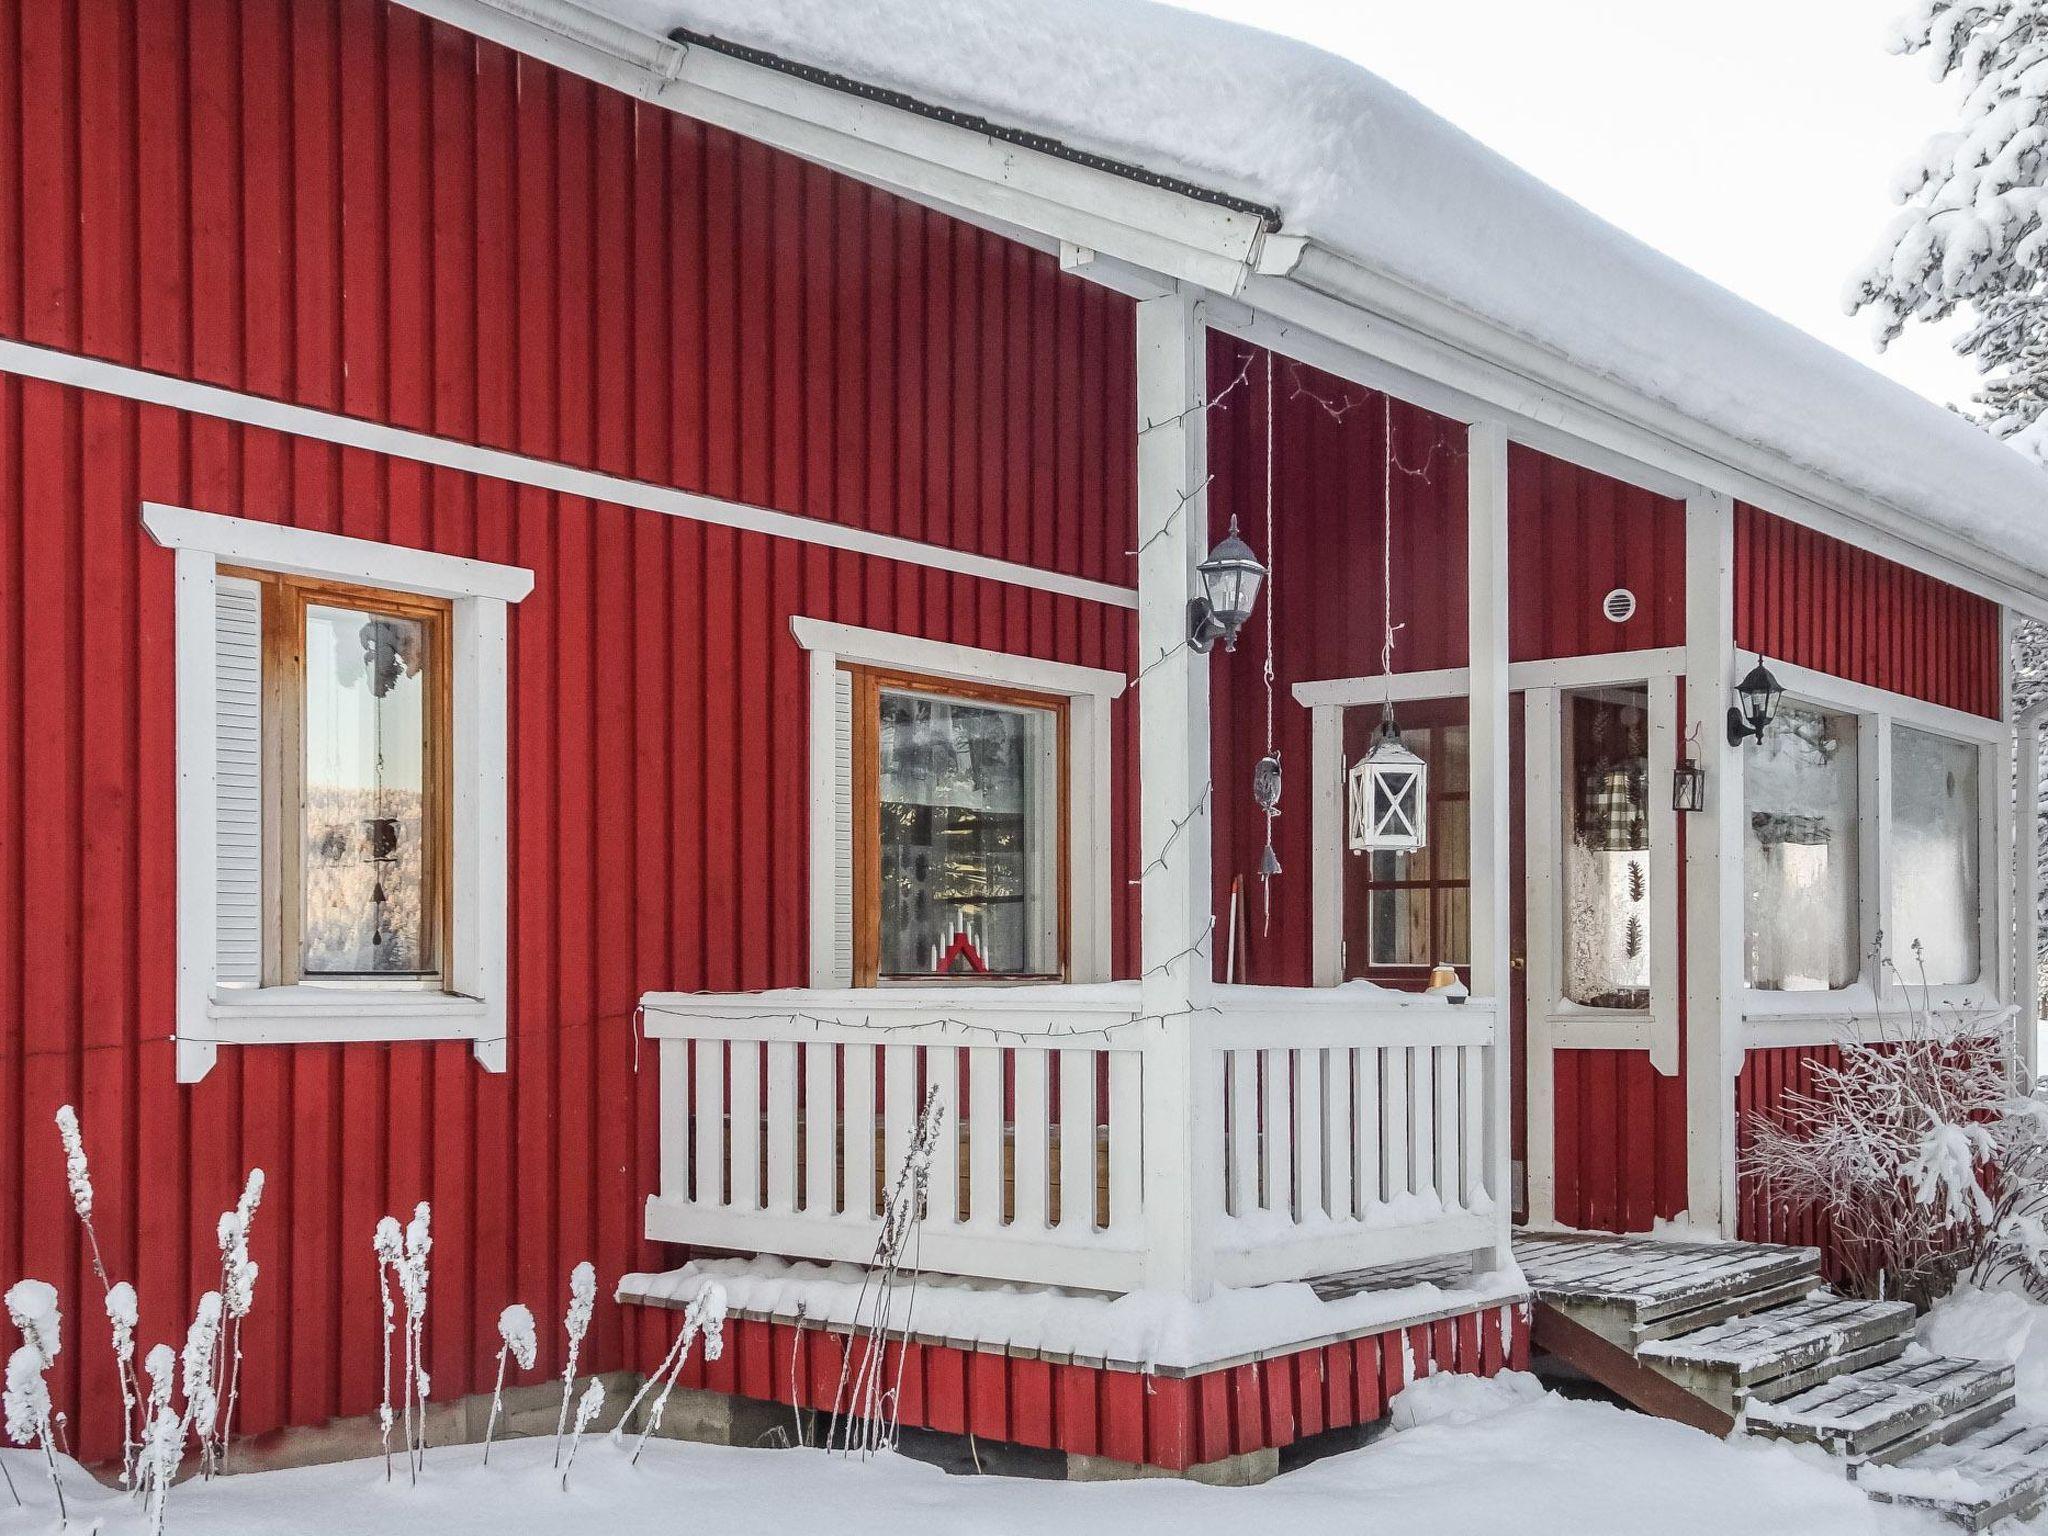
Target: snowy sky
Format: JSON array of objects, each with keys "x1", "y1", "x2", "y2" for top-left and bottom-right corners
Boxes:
[{"x1": 1170, "y1": 0, "x2": 1978, "y2": 412}]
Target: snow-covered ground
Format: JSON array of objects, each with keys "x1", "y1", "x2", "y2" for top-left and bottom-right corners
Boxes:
[{"x1": 0, "y1": 1371, "x2": 1950, "y2": 1536}]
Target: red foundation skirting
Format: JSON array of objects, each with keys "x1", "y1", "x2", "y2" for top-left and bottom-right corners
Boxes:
[{"x1": 640, "y1": 1301, "x2": 1531, "y2": 1471}]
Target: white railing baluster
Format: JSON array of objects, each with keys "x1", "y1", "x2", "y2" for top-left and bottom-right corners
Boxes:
[
  {"x1": 1410, "y1": 1045, "x2": 1434, "y2": 1205},
  {"x1": 766, "y1": 1040, "x2": 798, "y2": 1214},
  {"x1": 843, "y1": 1043, "x2": 876, "y2": 1220},
  {"x1": 882, "y1": 1046, "x2": 915, "y2": 1197},
  {"x1": 1057, "y1": 1049, "x2": 1092, "y2": 1232},
  {"x1": 1297, "y1": 1046, "x2": 1325, "y2": 1220},
  {"x1": 929, "y1": 1044, "x2": 963, "y2": 1225},
  {"x1": 660, "y1": 1038, "x2": 688, "y2": 1204},
  {"x1": 1228, "y1": 1049, "x2": 1257, "y2": 1218},
  {"x1": 729, "y1": 1040, "x2": 762, "y2": 1212},
  {"x1": 1461, "y1": 1043, "x2": 1486, "y2": 1210},
  {"x1": 1261, "y1": 1048, "x2": 1292, "y2": 1217},
  {"x1": 1324, "y1": 1047, "x2": 1352, "y2": 1223},
  {"x1": 968, "y1": 1046, "x2": 1004, "y2": 1228},
  {"x1": 1016, "y1": 1049, "x2": 1051, "y2": 1230},
  {"x1": 803, "y1": 1042, "x2": 834, "y2": 1214},
  {"x1": 1354, "y1": 1047, "x2": 1378, "y2": 1214},
  {"x1": 693, "y1": 1038, "x2": 723, "y2": 1207},
  {"x1": 1382, "y1": 1046, "x2": 1409, "y2": 1205},
  {"x1": 1434, "y1": 1044, "x2": 1458, "y2": 1212},
  {"x1": 1108, "y1": 1048, "x2": 1142, "y2": 1235}
]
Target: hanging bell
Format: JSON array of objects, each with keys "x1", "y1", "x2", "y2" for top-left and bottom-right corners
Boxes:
[
  {"x1": 1348, "y1": 717, "x2": 1428, "y2": 853},
  {"x1": 1258, "y1": 841, "x2": 1282, "y2": 878}
]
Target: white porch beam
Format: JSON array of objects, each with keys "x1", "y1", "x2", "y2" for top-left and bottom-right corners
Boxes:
[
  {"x1": 1683, "y1": 490, "x2": 1742, "y2": 1234},
  {"x1": 1467, "y1": 420, "x2": 1514, "y2": 1269},
  {"x1": 1135, "y1": 285, "x2": 1217, "y2": 1300}
]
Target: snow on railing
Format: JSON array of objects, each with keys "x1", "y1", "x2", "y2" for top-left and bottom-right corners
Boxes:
[{"x1": 640, "y1": 983, "x2": 1497, "y2": 1296}]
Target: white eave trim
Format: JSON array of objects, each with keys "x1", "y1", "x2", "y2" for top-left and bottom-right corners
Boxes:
[{"x1": 396, "y1": 0, "x2": 1267, "y2": 298}]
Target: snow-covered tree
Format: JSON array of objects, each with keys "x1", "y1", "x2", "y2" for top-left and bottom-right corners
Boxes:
[{"x1": 1846, "y1": 2, "x2": 2048, "y2": 437}]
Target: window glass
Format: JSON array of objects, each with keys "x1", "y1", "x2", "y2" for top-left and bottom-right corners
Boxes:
[
  {"x1": 1744, "y1": 704, "x2": 1860, "y2": 991},
  {"x1": 877, "y1": 688, "x2": 1059, "y2": 977},
  {"x1": 302, "y1": 603, "x2": 436, "y2": 976},
  {"x1": 1561, "y1": 686, "x2": 1650, "y2": 1009},
  {"x1": 1891, "y1": 725, "x2": 1981, "y2": 985}
]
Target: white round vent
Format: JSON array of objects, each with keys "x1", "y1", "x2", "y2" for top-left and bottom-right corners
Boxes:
[{"x1": 1602, "y1": 588, "x2": 1638, "y2": 624}]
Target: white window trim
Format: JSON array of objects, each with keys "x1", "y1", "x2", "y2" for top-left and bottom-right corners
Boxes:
[
  {"x1": 1739, "y1": 658, "x2": 2005, "y2": 1044},
  {"x1": 790, "y1": 617, "x2": 1126, "y2": 987},
  {"x1": 144, "y1": 503, "x2": 534, "y2": 1081}
]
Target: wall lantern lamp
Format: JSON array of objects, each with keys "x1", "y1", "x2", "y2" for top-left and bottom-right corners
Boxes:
[
  {"x1": 1189, "y1": 516, "x2": 1268, "y2": 653},
  {"x1": 1726, "y1": 655, "x2": 1785, "y2": 746}
]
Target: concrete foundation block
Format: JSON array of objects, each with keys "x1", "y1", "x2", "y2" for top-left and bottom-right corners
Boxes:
[{"x1": 1064, "y1": 1446, "x2": 1279, "y2": 1487}]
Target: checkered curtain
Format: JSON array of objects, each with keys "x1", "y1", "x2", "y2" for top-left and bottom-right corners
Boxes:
[{"x1": 1578, "y1": 763, "x2": 1648, "y2": 852}]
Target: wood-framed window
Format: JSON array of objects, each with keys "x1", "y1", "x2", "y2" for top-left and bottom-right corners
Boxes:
[
  {"x1": 845, "y1": 665, "x2": 1070, "y2": 985},
  {"x1": 220, "y1": 565, "x2": 453, "y2": 989},
  {"x1": 1342, "y1": 698, "x2": 1469, "y2": 987}
]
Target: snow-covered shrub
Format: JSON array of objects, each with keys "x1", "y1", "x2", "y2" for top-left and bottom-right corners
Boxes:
[
  {"x1": 828, "y1": 1085, "x2": 945, "y2": 1457},
  {"x1": 1742, "y1": 956, "x2": 2032, "y2": 1305},
  {"x1": 208, "y1": 1168, "x2": 263, "y2": 1474},
  {"x1": 552, "y1": 1261, "x2": 596, "y2": 1468},
  {"x1": 483, "y1": 1303, "x2": 537, "y2": 1464},
  {"x1": 617, "y1": 1279, "x2": 726, "y2": 1464},
  {"x1": 5, "y1": 1341, "x2": 64, "y2": 1523},
  {"x1": 373, "y1": 1203, "x2": 433, "y2": 1483},
  {"x1": 139, "y1": 1344, "x2": 179, "y2": 1536},
  {"x1": 559, "y1": 1378, "x2": 604, "y2": 1492}
]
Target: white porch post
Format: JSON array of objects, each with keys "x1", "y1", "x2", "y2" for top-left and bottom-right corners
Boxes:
[
  {"x1": 1683, "y1": 489, "x2": 1742, "y2": 1234},
  {"x1": 1466, "y1": 421, "x2": 1514, "y2": 1269},
  {"x1": 1134, "y1": 284, "x2": 1217, "y2": 1299}
]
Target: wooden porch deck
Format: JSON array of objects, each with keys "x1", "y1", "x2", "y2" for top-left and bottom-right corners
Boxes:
[{"x1": 1515, "y1": 1232, "x2": 2043, "y2": 1529}]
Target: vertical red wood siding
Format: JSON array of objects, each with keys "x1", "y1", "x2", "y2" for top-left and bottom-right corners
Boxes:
[
  {"x1": 1734, "y1": 502, "x2": 2001, "y2": 719},
  {"x1": 0, "y1": 0, "x2": 1141, "y2": 1462},
  {"x1": 1507, "y1": 445, "x2": 1686, "y2": 662},
  {"x1": 1205, "y1": 338, "x2": 1469, "y2": 987},
  {"x1": 647, "y1": 1301, "x2": 1531, "y2": 1469}
]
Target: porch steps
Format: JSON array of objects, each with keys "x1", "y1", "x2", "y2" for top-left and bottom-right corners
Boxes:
[{"x1": 1517, "y1": 1233, "x2": 2048, "y2": 1528}]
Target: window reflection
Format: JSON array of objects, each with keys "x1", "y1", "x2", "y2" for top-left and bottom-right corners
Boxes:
[
  {"x1": 1744, "y1": 704, "x2": 1859, "y2": 991},
  {"x1": 1891, "y1": 725, "x2": 1980, "y2": 985}
]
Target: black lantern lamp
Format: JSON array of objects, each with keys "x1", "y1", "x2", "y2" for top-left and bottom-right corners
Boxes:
[
  {"x1": 1189, "y1": 517, "x2": 1268, "y2": 653},
  {"x1": 1672, "y1": 757, "x2": 1707, "y2": 813},
  {"x1": 1726, "y1": 655, "x2": 1784, "y2": 746}
]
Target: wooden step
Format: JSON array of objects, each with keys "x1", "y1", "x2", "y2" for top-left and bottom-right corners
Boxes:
[
  {"x1": 1860, "y1": 1419, "x2": 2048, "y2": 1530},
  {"x1": 1517, "y1": 1233, "x2": 1821, "y2": 1332},
  {"x1": 1635, "y1": 1295, "x2": 1918, "y2": 1412},
  {"x1": 1743, "y1": 1354, "x2": 2015, "y2": 1463}
]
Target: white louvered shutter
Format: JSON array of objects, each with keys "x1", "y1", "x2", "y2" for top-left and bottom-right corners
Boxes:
[
  {"x1": 214, "y1": 575, "x2": 264, "y2": 985},
  {"x1": 832, "y1": 668, "x2": 854, "y2": 986}
]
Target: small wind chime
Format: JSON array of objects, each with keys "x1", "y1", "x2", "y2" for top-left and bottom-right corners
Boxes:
[
  {"x1": 360, "y1": 618, "x2": 414, "y2": 960},
  {"x1": 1252, "y1": 351, "x2": 1284, "y2": 933},
  {"x1": 1348, "y1": 394, "x2": 1430, "y2": 855}
]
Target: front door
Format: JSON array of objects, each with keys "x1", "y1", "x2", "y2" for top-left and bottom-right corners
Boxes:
[{"x1": 1514, "y1": 673, "x2": 1682, "y2": 1230}]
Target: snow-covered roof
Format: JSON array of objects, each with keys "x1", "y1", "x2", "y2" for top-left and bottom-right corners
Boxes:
[{"x1": 593, "y1": 0, "x2": 2048, "y2": 586}]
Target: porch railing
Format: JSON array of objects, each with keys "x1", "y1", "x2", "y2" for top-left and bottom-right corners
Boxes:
[{"x1": 641, "y1": 983, "x2": 1500, "y2": 1297}]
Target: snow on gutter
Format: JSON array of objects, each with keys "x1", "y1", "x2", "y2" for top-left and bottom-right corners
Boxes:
[{"x1": 1259, "y1": 238, "x2": 2048, "y2": 620}]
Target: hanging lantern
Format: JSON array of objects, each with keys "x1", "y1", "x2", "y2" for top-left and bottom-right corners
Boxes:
[
  {"x1": 1726, "y1": 655, "x2": 1785, "y2": 745},
  {"x1": 1347, "y1": 718, "x2": 1428, "y2": 853},
  {"x1": 1672, "y1": 756, "x2": 1707, "y2": 813},
  {"x1": 1188, "y1": 516, "x2": 1268, "y2": 653}
]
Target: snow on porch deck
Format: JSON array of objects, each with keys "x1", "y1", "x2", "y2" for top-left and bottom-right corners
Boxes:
[{"x1": 619, "y1": 1252, "x2": 1528, "y2": 1376}]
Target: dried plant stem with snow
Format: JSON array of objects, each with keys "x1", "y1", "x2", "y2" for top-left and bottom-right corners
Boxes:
[
  {"x1": 618, "y1": 1280, "x2": 726, "y2": 1464},
  {"x1": 53, "y1": 1104, "x2": 145, "y2": 1488},
  {"x1": 483, "y1": 1303, "x2": 537, "y2": 1464},
  {"x1": 373, "y1": 1204, "x2": 434, "y2": 1483},
  {"x1": 552, "y1": 1261, "x2": 596, "y2": 1469},
  {"x1": 4, "y1": 1279, "x2": 65, "y2": 1523},
  {"x1": 827, "y1": 1085, "x2": 944, "y2": 1458},
  {"x1": 208, "y1": 1168, "x2": 264, "y2": 1476},
  {"x1": 559, "y1": 1378, "x2": 604, "y2": 1493},
  {"x1": 138, "y1": 1344, "x2": 178, "y2": 1536}
]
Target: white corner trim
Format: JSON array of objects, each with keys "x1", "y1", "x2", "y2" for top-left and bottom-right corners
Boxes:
[
  {"x1": 790, "y1": 617, "x2": 1128, "y2": 701},
  {"x1": 161, "y1": 506, "x2": 526, "y2": 1081},
  {"x1": 793, "y1": 616, "x2": 1121, "y2": 986},
  {"x1": 144, "y1": 502, "x2": 535, "y2": 602}
]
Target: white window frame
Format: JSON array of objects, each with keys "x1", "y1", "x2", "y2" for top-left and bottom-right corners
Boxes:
[
  {"x1": 144, "y1": 503, "x2": 533, "y2": 1081},
  {"x1": 791, "y1": 617, "x2": 1125, "y2": 987},
  {"x1": 1740, "y1": 658, "x2": 2005, "y2": 1046}
]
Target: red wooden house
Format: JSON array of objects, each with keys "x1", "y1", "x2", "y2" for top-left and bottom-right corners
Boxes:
[{"x1": 5, "y1": 0, "x2": 2045, "y2": 1496}]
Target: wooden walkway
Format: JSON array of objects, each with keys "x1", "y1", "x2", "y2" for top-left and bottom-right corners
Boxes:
[{"x1": 1516, "y1": 1233, "x2": 2043, "y2": 1530}]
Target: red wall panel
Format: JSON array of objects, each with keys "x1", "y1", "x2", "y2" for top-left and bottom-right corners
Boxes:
[
  {"x1": 1735, "y1": 503, "x2": 2000, "y2": 718},
  {"x1": 1508, "y1": 446, "x2": 1685, "y2": 662},
  {"x1": 0, "y1": 0, "x2": 1140, "y2": 1463}
]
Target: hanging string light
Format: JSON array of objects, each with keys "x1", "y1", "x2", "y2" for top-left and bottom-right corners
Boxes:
[{"x1": 1348, "y1": 393, "x2": 1429, "y2": 855}]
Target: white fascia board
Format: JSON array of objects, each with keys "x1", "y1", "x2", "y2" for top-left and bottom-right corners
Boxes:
[
  {"x1": 1253, "y1": 245, "x2": 2048, "y2": 621},
  {"x1": 397, "y1": 0, "x2": 1263, "y2": 298}
]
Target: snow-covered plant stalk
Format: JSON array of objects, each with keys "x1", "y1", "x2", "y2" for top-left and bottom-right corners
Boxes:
[
  {"x1": 6, "y1": 1279, "x2": 66, "y2": 1524},
  {"x1": 828, "y1": 1085, "x2": 944, "y2": 1458},
  {"x1": 53, "y1": 1106, "x2": 145, "y2": 1487},
  {"x1": 373, "y1": 1217, "x2": 403, "y2": 1481},
  {"x1": 618, "y1": 1279, "x2": 725, "y2": 1464},
  {"x1": 551, "y1": 1261, "x2": 596, "y2": 1468},
  {"x1": 139, "y1": 1344, "x2": 179, "y2": 1536},
  {"x1": 559, "y1": 1378, "x2": 604, "y2": 1493},
  {"x1": 207, "y1": 1168, "x2": 263, "y2": 1474},
  {"x1": 395, "y1": 1205, "x2": 432, "y2": 1482},
  {"x1": 1743, "y1": 946, "x2": 2026, "y2": 1304},
  {"x1": 483, "y1": 1303, "x2": 537, "y2": 1465}
]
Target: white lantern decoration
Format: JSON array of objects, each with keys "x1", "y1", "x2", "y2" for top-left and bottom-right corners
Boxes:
[{"x1": 1348, "y1": 719, "x2": 1428, "y2": 854}]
